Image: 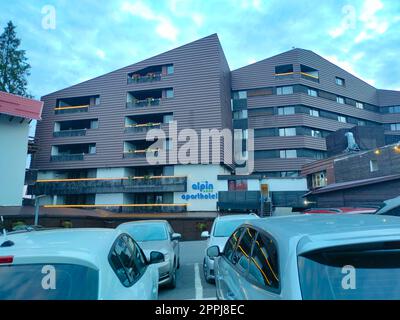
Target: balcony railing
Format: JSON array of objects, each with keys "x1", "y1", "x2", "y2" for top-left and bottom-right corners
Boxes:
[
  {"x1": 30, "y1": 176, "x2": 187, "y2": 195},
  {"x1": 300, "y1": 72, "x2": 319, "y2": 83},
  {"x1": 54, "y1": 105, "x2": 90, "y2": 114},
  {"x1": 51, "y1": 154, "x2": 85, "y2": 162},
  {"x1": 126, "y1": 98, "x2": 161, "y2": 109},
  {"x1": 53, "y1": 129, "x2": 87, "y2": 137},
  {"x1": 127, "y1": 73, "x2": 162, "y2": 84},
  {"x1": 123, "y1": 149, "x2": 159, "y2": 158},
  {"x1": 274, "y1": 72, "x2": 295, "y2": 80},
  {"x1": 125, "y1": 123, "x2": 161, "y2": 133}
]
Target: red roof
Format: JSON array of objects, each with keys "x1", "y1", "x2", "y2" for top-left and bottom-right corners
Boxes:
[{"x1": 0, "y1": 91, "x2": 43, "y2": 120}]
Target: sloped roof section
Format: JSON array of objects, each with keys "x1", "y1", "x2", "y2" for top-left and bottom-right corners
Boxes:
[{"x1": 0, "y1": 91, "x2": 43, "y2": 120}]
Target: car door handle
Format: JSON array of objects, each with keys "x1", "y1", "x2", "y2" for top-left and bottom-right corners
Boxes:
[{"x1": 227, "y1": 291, "x2": 236, "y2": 300}]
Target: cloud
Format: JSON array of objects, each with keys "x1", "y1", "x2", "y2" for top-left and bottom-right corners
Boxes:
[
  {"x1": 121, "y1": 1, "x2": 179, "y2": 41},
  {"x1": 95, "y1": 49, "x2": 106, "y2": 60}
]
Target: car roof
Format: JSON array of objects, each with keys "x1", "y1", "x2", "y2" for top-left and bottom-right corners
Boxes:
[
  {"x1": 215, "y1": 214, "x2": 259, "y2": 221},
  {"x1": 0, "y1": 228, "x2": 122, "y2": 267},
  {"x1": 246, "y1": 214, "x2": 400, "y2": 254},
  {"x1": 118, "y1": 220, "x2": 168, "y2": 227},
  {"x1": 376, "y1": 196, "x2": 400, "y2": 214}
]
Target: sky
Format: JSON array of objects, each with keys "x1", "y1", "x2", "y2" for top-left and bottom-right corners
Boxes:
[{"x1": 1, "y1": 0, "x2": 400, "y2": 100}]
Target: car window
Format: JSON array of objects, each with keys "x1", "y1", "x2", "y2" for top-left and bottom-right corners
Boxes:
[
  {"x1": 248, "y1": 233, "x2": 280, "y2": 291},
  {"x1": 214, "y1": 219, "x2": 254, "y2": 237},
  {"x1": 224, "y1": 227, "x2": 244, "y2": 262},
  {"x1": 0, "y1": 263, "x2": 99, "y2": 300},
  {"x1": 121, "y1": 224, "x2": 168, "y2": 241},
  {"x1": 381, "y1": 206, "x2": 400, "y2": 216},
  {"x1": 230, "y1": 227, "x2": 256, "y2": 273},
  {"x1": 109, "y1": 235, "x2": 147, "y2": 287}
]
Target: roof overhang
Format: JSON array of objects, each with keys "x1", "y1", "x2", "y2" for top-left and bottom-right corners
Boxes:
[{"x1": 0, "y1": 91, "x2": 43, "y2": 120}]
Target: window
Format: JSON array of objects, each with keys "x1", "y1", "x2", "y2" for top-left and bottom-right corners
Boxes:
[
  {"x1": 166, "y1": 89, "x2": 174, "y2": 98},
  {"x1": 242, "y1": 129, "x2": 248, "y2": 139},
  {"x1": 279, "y1": 127, "x2": 296, "y2": 137},
  {"x1": 224, "y1": 227, "x2": 245, "y2": 263},
  {"x1": 280, "y1": 171, "x2": 300, "y2": 177},
  {"x1": 336, "y1": 96, "x2": 345, "y2": 104},
  {"x1": 228, "y1": 179, "x2": 248, "y2": 191},
  {"x1": 335, "y1": 77, "x2": 345, "y2": 86},
  {"x1": 95, "y1": 96, "x2": 101, "y2": 105},
  {"x1": 390, "y1": 123, "x2": 400, "y2": 131},
  {"x1": 248, "y1": 233, "x2": 279, "y2": 290},
  {"x1": 338, "y1": 116, "x2": 347, "y2": 123},
  {"x1": 370, "y1": 160, "x2": 378, "y2": 172},
  {"x1": 278, "y1": 106, "x2": 295, "y2": 115},
  {"x1": 230, "y1": 228, "x2": 256, "y2": 273},
  {"x1": 166, "y1": 64, "x2": 174, "y2": 75},
  {"x1": 109, "y1": 235, "x2": 147, "y2": 287},
  {"x1": 311, "y1": 129, "x2": 322, "y2": 138},
  {"x1": 275, "y1": 64, "x2": 293, "y2": 74},
  {"x1": 311, "y1": 171, "x2": 327, "y2": 188},
  {"x1": 276, "y1": 86, "x2": 293, "y2": 95},
  {"x1": 164, "y1": 114, "x2": 174, "y2": 123},
  {"x1": 233, "y1": 91, "x2": 247, "y2": 100},
  {"x1": 356, "y1": 102, "x2": 364, "y2": 109},
  {"x1": 307, "y1": 88, "x2": 318, "y2": 97},
  {"x1": 309, "y1": 109, "x2": 320, "y2": 117},
  {"x1": 389, "y1": 106, "x2": 400, "y2": 113},
  {"x1": 233, "y1": 109, "x2": 248, "y2": 120},
  {"x1": 165, "y1": 139, "x2": 172, "y2": 151},
  {"x1": 280, "y1": 150, "x2": 297, "y2": 158},
  {"x1": 358, "y1": 120, "x2": 366, "y2": 126}
]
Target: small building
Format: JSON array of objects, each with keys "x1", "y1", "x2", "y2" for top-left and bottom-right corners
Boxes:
[
  {"x1": 302, "y1": 126, "x2": 400, "y2": 207},
  {"x1": 0, "y1": 91, "x2": 43, "y2": 206}
]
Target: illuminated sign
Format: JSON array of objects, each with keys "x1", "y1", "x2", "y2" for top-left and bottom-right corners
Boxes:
[{"x1": 181, "y1": 181, "x2": 218, "y2": 201}]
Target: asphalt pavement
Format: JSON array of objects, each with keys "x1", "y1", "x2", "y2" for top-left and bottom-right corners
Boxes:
[{"x1": 158, "y1": 240, "x2": 217, "y2": 300}]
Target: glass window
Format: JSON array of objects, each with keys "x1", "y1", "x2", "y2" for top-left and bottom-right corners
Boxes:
[
  {"x1": 390, "y1": 123, "x2": 400, "y2": 131},
  {"x1": 280, "y1": 150, "x2": 297, "y2": 158},
  {"x1": 278, "y1": 106, "x2": 295, "y2": 115},
  {"x1": 298, "y1": 245, "x2": 400, "y2": 299},
  {"x1": 224, "y1": 227, "x2": 245, "y2": 262},
  {"x1": 356, "y1": 102, "x2": 364, "y2": 109},
  {"x1": 248, "y1": 233, "x2": 279, "y2": 290},
  {"x1": 312, "y1": 171, "x2": 327, "y2": 188},
  {"x1": 120, "y1": 223, "x2": 168, "y2": 242},
  {"x1": 277, "y1": 86, "x2": 293, "y2": 95},
  {"x1": 164, "y1": 114, "x2": 174, "y2": 123},
  {"x1": 336, "y1": 96, "x2": 345, "y2": 104},
  {"x1": 338, "y1": 116, "x2": 347, "y2": 123},
  {"x1": 214, "y1": 220, "x2": 251, "y2": 238},
  {"x1": 95, "y1": 96, "x2": 101, "y2": 105},
  {"x1": 311, "y1": 129, "x2": 322, "y2": 138},
  {"x1": 166, "y1": 89, "x2": 174, "y2": 98},
  {"x1": 307, "y1": 88, "x2": 318, "y2": 97},
  {"x1": 228, "y1": 179, "x2": 248, "y2": 191},
  {"x1": 124, "y1": 235, "x2": 147, "y2": 273},
  {"x1": 279, "y1": 127, "x2": 296, "y2": 136},
  {"x1": 233, "y1": 91, "x2": 247, "y2": 99},
  {"x1": 335, "y1": 77, "x2": 345, "y2": 86},
  {"x1": 233, "y1": 109, "x2": 248, "y2": 119},
  {"x1": 166, "y1": 64, "x2": 174, "y2": 75},
  {"x1": 230, "y1": 228, "x2": 256, "y2": 273},
  {"x1": 309, "y1": 109, "x2": 319, "y2": 117},
  {"x1": 275, "y1": 64, "x2": 293, "y2": 74},
  {"x1": 389, "y1": 106, "x2": 400, "y2": 113}
]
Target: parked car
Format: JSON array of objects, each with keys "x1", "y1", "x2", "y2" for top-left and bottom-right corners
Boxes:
[
  {"x1": 209, "y1": 214, "x2": 400, "y2": 300},
  {"x1": 303, "y1": 207, "x2": 377, "y2": 214},
  {"x1": 117, "y1": 220, "x2": 181, "y2": 288},
  {"x1": 201, "y1": 213, "x2": 259, "y2": 283},
  {"x1": 374, "y1": 196, "x2": 400, "y2": 216},
  {"x1": 0, "y1": 228, "x2": 163, "y2": 300}
]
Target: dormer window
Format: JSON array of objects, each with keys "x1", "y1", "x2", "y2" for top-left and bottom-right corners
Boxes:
[{"x1": 335, "y1": 77, "x2": 345, "y2": 86}]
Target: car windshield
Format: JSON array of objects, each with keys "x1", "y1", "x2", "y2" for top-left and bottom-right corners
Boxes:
[
  {"x1": 0, "y1": 263, "x2": 99, "y2": 300},
  {"x1": 122, "y1": 224, "x2": 168, "y2": 241},
  {"x1": 213, "y1": 219, "x2": 251, "y2": 237},
  {"x1": 298, "y1": 243, "x2": 400, "y2": 300}
]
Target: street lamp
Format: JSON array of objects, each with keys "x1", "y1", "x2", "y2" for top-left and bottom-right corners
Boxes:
[{"x1": 34, "y1": 195, "x2": 46, "y2": 226}]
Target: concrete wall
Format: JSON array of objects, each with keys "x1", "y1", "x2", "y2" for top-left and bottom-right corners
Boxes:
[{"x1": 0, "y1": 117, "x2": 29, "y2": 206}]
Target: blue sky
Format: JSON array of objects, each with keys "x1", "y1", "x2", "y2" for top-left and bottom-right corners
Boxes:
[{"x1": 1, "y1": 0, "x2": 400, "y2": 100}]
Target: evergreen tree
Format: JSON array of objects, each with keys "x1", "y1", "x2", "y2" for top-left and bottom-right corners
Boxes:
[{"x1": 0, "y1": 21, "x2": 31, "y2": 97}]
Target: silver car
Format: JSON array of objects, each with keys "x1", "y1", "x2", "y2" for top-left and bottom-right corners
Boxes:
[
  {"x1": 209, "y1": 214, "x2": 400, "y2": 300},
  {"x1": 201, "y1": 214, "x2": 259, "y2": 283},
  {"x1": 117, "y1": 220, "x2": 181, "y2": 288}
]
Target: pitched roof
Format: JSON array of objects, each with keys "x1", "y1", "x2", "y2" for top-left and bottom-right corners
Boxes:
[{"x1": 0, "y1": 91, "x2": 43, "y2": 120}]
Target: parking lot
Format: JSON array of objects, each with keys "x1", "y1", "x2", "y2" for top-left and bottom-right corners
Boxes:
[{"x1": 159, "y1": 240, "x2": 216, "y2": 300}]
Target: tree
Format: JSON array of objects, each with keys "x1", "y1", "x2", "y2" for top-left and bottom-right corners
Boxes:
[{"x1": 0, "y1": 21, "x2": 31, "y2": 97}]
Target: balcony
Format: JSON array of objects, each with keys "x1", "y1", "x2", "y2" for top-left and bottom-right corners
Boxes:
[
  {"x1": 50, "y1": 143, "x2": 96, "y2": 162},
  {"x1": 54, "y1": 95, "x2": 100, "y2": 114},
  {"x1": 123, "y1": 140, "x2": 162, "y2": 158},
  {"x1": 300, "y1": 65, "x2": 319, "y2": 83},
  {"x1": 125, "y1": 113, "x2": 173, "y2": 133},
  {"x1": 274, "y1": 64, "x2": 294, "y2": 80},
  {"x1": 53, "y1": 119, "x2": 98, "y2": 137},
  {"x1": 127, "y1": 64, "x2": 173, "y2": 84},
  {"x1": 30, "y1": 176, "x2": 187, "y2": 195},
  {"x1": 126, "y1": 88, "x2": 173, "y2": 109}
]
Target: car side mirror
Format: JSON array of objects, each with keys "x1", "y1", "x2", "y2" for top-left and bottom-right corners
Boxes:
[
  {"x1": 149, "y1": 251, "x2": 165, "y2": 264},
  {"x1": 207, "y1": 245, "x2": 220, "y2": 258},
  {"x1": 171, "y1": 233, "x2": 182, "y2": 241},
  {"x1": 201, "y1": 231, "x2": 210, "y2": 238}
]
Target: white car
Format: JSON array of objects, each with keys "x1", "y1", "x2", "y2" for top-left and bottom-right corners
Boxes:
[
  {"x1": 0, "y1": 228, "x2": 163, "y2": 300},
  {"x1": 117, "y1": 220, "x2": 181, "y2": 288},
  {"x1": 201, "y1": 214, "x2": 259, "y2": 283}
]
